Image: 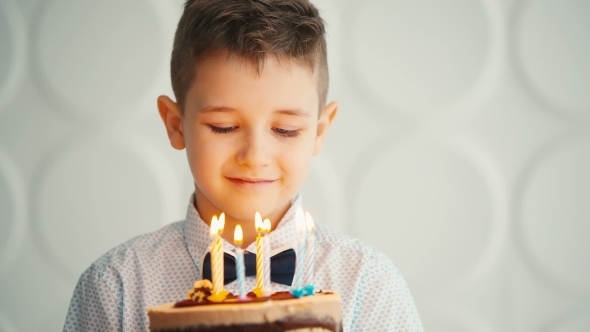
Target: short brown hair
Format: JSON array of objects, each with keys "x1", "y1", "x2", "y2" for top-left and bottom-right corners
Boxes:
[{"x1": 171, "y1": 0, "x2": 329, "y2": 111}]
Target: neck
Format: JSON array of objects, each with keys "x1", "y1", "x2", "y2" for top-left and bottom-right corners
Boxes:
[
  {"x1": 193, "y1": 192, "x2": 292, "y2": 247},
  {"x1": 219, "y1": 220, "x2": 259, "y2": 247}
]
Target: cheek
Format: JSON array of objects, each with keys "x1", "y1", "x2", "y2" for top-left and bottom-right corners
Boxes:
[
  {"x1": 186, "y1": 132, "x2": 227, "y2": 179},
  {"x1": 278, "y1": 143, "x2": 313, "y2": 182}
]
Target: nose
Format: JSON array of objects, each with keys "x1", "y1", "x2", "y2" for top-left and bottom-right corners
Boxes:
[{"x1": 235, "y1": 128, "x2": 272, "y2": 169}]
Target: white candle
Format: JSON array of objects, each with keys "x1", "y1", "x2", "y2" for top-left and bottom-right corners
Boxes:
[
  {"x1": 291, "y1": 208, "x2": 306, "y2": 295},
  {"x1": 304, "y1": 212, "x2": 315, "y2": 288}
]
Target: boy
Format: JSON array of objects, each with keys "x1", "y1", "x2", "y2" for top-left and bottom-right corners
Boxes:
[{"x1": 63, "y1": 0, "x2": 423, "y2": 331}]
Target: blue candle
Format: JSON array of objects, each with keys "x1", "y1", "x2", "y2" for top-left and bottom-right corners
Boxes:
[
  {"x1": 234, "y1": 225, "x2": 247, "y2": 300},
  {"x1": 236, "y1": 248, "x2": 246, "y2": 299}
]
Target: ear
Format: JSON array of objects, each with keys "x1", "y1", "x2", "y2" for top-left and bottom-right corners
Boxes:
[
  {"x1": 157, "y1": 95, "x2": 185, "y2": 150},
  {"x1": 313, "y1": 101, "x2": 339, "y2": 155}
]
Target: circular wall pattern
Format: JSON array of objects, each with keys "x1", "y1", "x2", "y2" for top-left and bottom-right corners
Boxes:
[
  {"x1": 516, "y1": 0, "x2": 590, "y2": 118},
  {"x1": 0, "y1": 312, "x2": 17, "y2": 332},
  {"x1": 519, "y1": 137, "x2": 590, "y2": 294},
  {"x1": 32, "y1": 0, "x2": 163, "y2": 120},
  {"x1": 0, "y1": 8, "x2": 12, "y2": 91},
  {"x1": 353, "y1": 135, "x2": 501, "y2": 293},
  {"x1": 0, "y1": 172, "x2": 15, "y2": 260},
  {"x1": 39, "y1": 306, "x2": 69, "y2": 332},
  {"x1": 421, "y1": 304, "x2": 494, "y2": 332},
  {"x1": 0, "y1": 0, "x2": 26, "y2": 112},
  {"x1": 349, "y1": 0, "x2": 500, "y2": 116},
  {"x1": 33, "y1": 133, "x2": 177, "y2": 280},
  {"x1": 0, "y1": 150, "x2": 26, "y2": 277},
  {"x1": 549, "y1": 313, "x2": 590, "y2": 332}
]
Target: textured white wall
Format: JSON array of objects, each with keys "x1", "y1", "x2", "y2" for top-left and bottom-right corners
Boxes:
[{"x1": 1, "y1": 0, "x2": 589, "y2": 331}]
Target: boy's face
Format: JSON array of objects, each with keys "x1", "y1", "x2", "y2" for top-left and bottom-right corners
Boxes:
[{"x1": 158, "y1": 54, "x2": 338, "y2": 225}]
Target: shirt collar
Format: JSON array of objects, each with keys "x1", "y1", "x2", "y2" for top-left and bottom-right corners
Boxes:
[{"x1": 184, "y1": 193, "x2": 303, "y2": 277}]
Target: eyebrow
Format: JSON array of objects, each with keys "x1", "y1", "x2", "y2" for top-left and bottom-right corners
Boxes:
[
  {"x1": 274, "y1": 109, "x2": 310, "y2": 117},
  {"x1": 199, "y1": 107, "x2": 236, "y2": 114},
  {"x1": 199, "y1": 106, "x2": 310, "y2": 117}
]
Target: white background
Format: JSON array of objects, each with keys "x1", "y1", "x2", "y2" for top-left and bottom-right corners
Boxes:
[{"x1": 0, "y1": 0, "x2": 589, "y2": 331}]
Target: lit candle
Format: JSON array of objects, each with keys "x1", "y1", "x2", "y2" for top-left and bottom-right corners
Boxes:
[
  {"x1": 207, "y1": 214, "x2": 228, "y2": 303},
  {"x1": 262, "y1": 218, "x2": 272, "y2": 296},
  {"x1": 234, "y1": 224, "x2": 247, "y2": 300},
  {"x1": 210, "y1": 214, "x2": 225, "y2": 295},
  {"x1": 254, "y1": 212, "x2": 265, "y2": 297},
  {"x1": 209, "y1": 215, "x2": 220, "y2": 284},
  {"x1": 303, "y1": 212, "x2": 316, "y2": 296},
  {"x1": 291, "y1": 208, "x2": 307, "y2": 298}
]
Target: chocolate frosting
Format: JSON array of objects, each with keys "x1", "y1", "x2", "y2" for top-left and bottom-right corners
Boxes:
[{"x1": 175, "y1": 291, "x2": 333, "y2": 308}]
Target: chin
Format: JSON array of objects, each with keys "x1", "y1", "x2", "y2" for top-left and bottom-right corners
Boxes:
[
  {"x1": 215, "y1": 195, "x2": 283, "y2": 222},
  {"x1": 224, "y1": 205, "x2": 265, "y2": 223}
]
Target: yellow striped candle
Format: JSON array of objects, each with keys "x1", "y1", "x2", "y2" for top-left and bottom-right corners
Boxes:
[
  {"x1": 210, "y1": 214, "x2": 225, "y2": 295},
  {"x1": 262, "y1": 218, "x2": 272, "y2": 296},
  {"x1": 254, "y1": 212, "x2": 264, "y2": 297},
  {"x1": 209, "y1": 215, "x2": 219, "y2": 283}
]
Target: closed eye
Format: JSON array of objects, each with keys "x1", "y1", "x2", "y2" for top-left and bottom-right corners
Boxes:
[
  {"x1": 208, "y1": 125, "x2": 237, "y2": 134},
  {"x1": 273, "y1": 127, "x2": 300, "y2": 138}
]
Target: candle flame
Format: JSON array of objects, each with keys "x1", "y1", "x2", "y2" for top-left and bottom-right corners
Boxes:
[
  {"x1": 295, "y1": 208, "x2": 306, "y2": 233},
  {"x1": 305, "y1": 212, "x2": 315, "y2": 231},
  {"x1": 263, "y1": 218, "x2": 271, "y2": 233},
  {"x1": 255, "y1": 211, "x2": 263, "y2": 231},
  {"x1": 218, "y1": 213, "x2": 225, "y2": 232},
  {"x1": 210, "y1": 215, "x2": 219, "y2": 235},
  {"x1": 234, "y1": 224, "x2": 243, "y2": 246}
]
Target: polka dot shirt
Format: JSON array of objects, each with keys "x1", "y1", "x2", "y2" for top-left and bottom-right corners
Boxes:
[{"x1": 63, "y1": 194, "x2": 423, "y2": 331}]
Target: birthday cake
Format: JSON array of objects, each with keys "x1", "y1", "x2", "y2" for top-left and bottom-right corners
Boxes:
[
  {"x1": 148, "y1": 280, "x2": 342, "y2": 332},
  {"x1": 148, "y1": 210, "x2": 336, "y2": 331}
]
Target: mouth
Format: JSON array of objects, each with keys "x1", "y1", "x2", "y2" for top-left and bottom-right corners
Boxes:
[{"x1": 226, "y1": 177, "x2": 277, "y2": 189}]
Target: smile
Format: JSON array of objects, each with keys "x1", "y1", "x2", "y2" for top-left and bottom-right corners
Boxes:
[{"x1": 226, "y1": 177, "x2": 277, "y2": 189}]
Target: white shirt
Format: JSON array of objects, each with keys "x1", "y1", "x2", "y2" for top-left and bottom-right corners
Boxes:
[{"x1": 63, "y1": 194, "x2": 424, "y2": 331}]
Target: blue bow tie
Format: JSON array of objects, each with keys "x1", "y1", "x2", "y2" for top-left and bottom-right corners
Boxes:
[{"x1": 202, "y1": 248, "x2": 296, "y2": 286}]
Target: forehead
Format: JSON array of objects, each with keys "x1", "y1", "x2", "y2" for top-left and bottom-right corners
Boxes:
[{"x1": 187, "y1": 53, "x2": 319, "y2": 113}]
